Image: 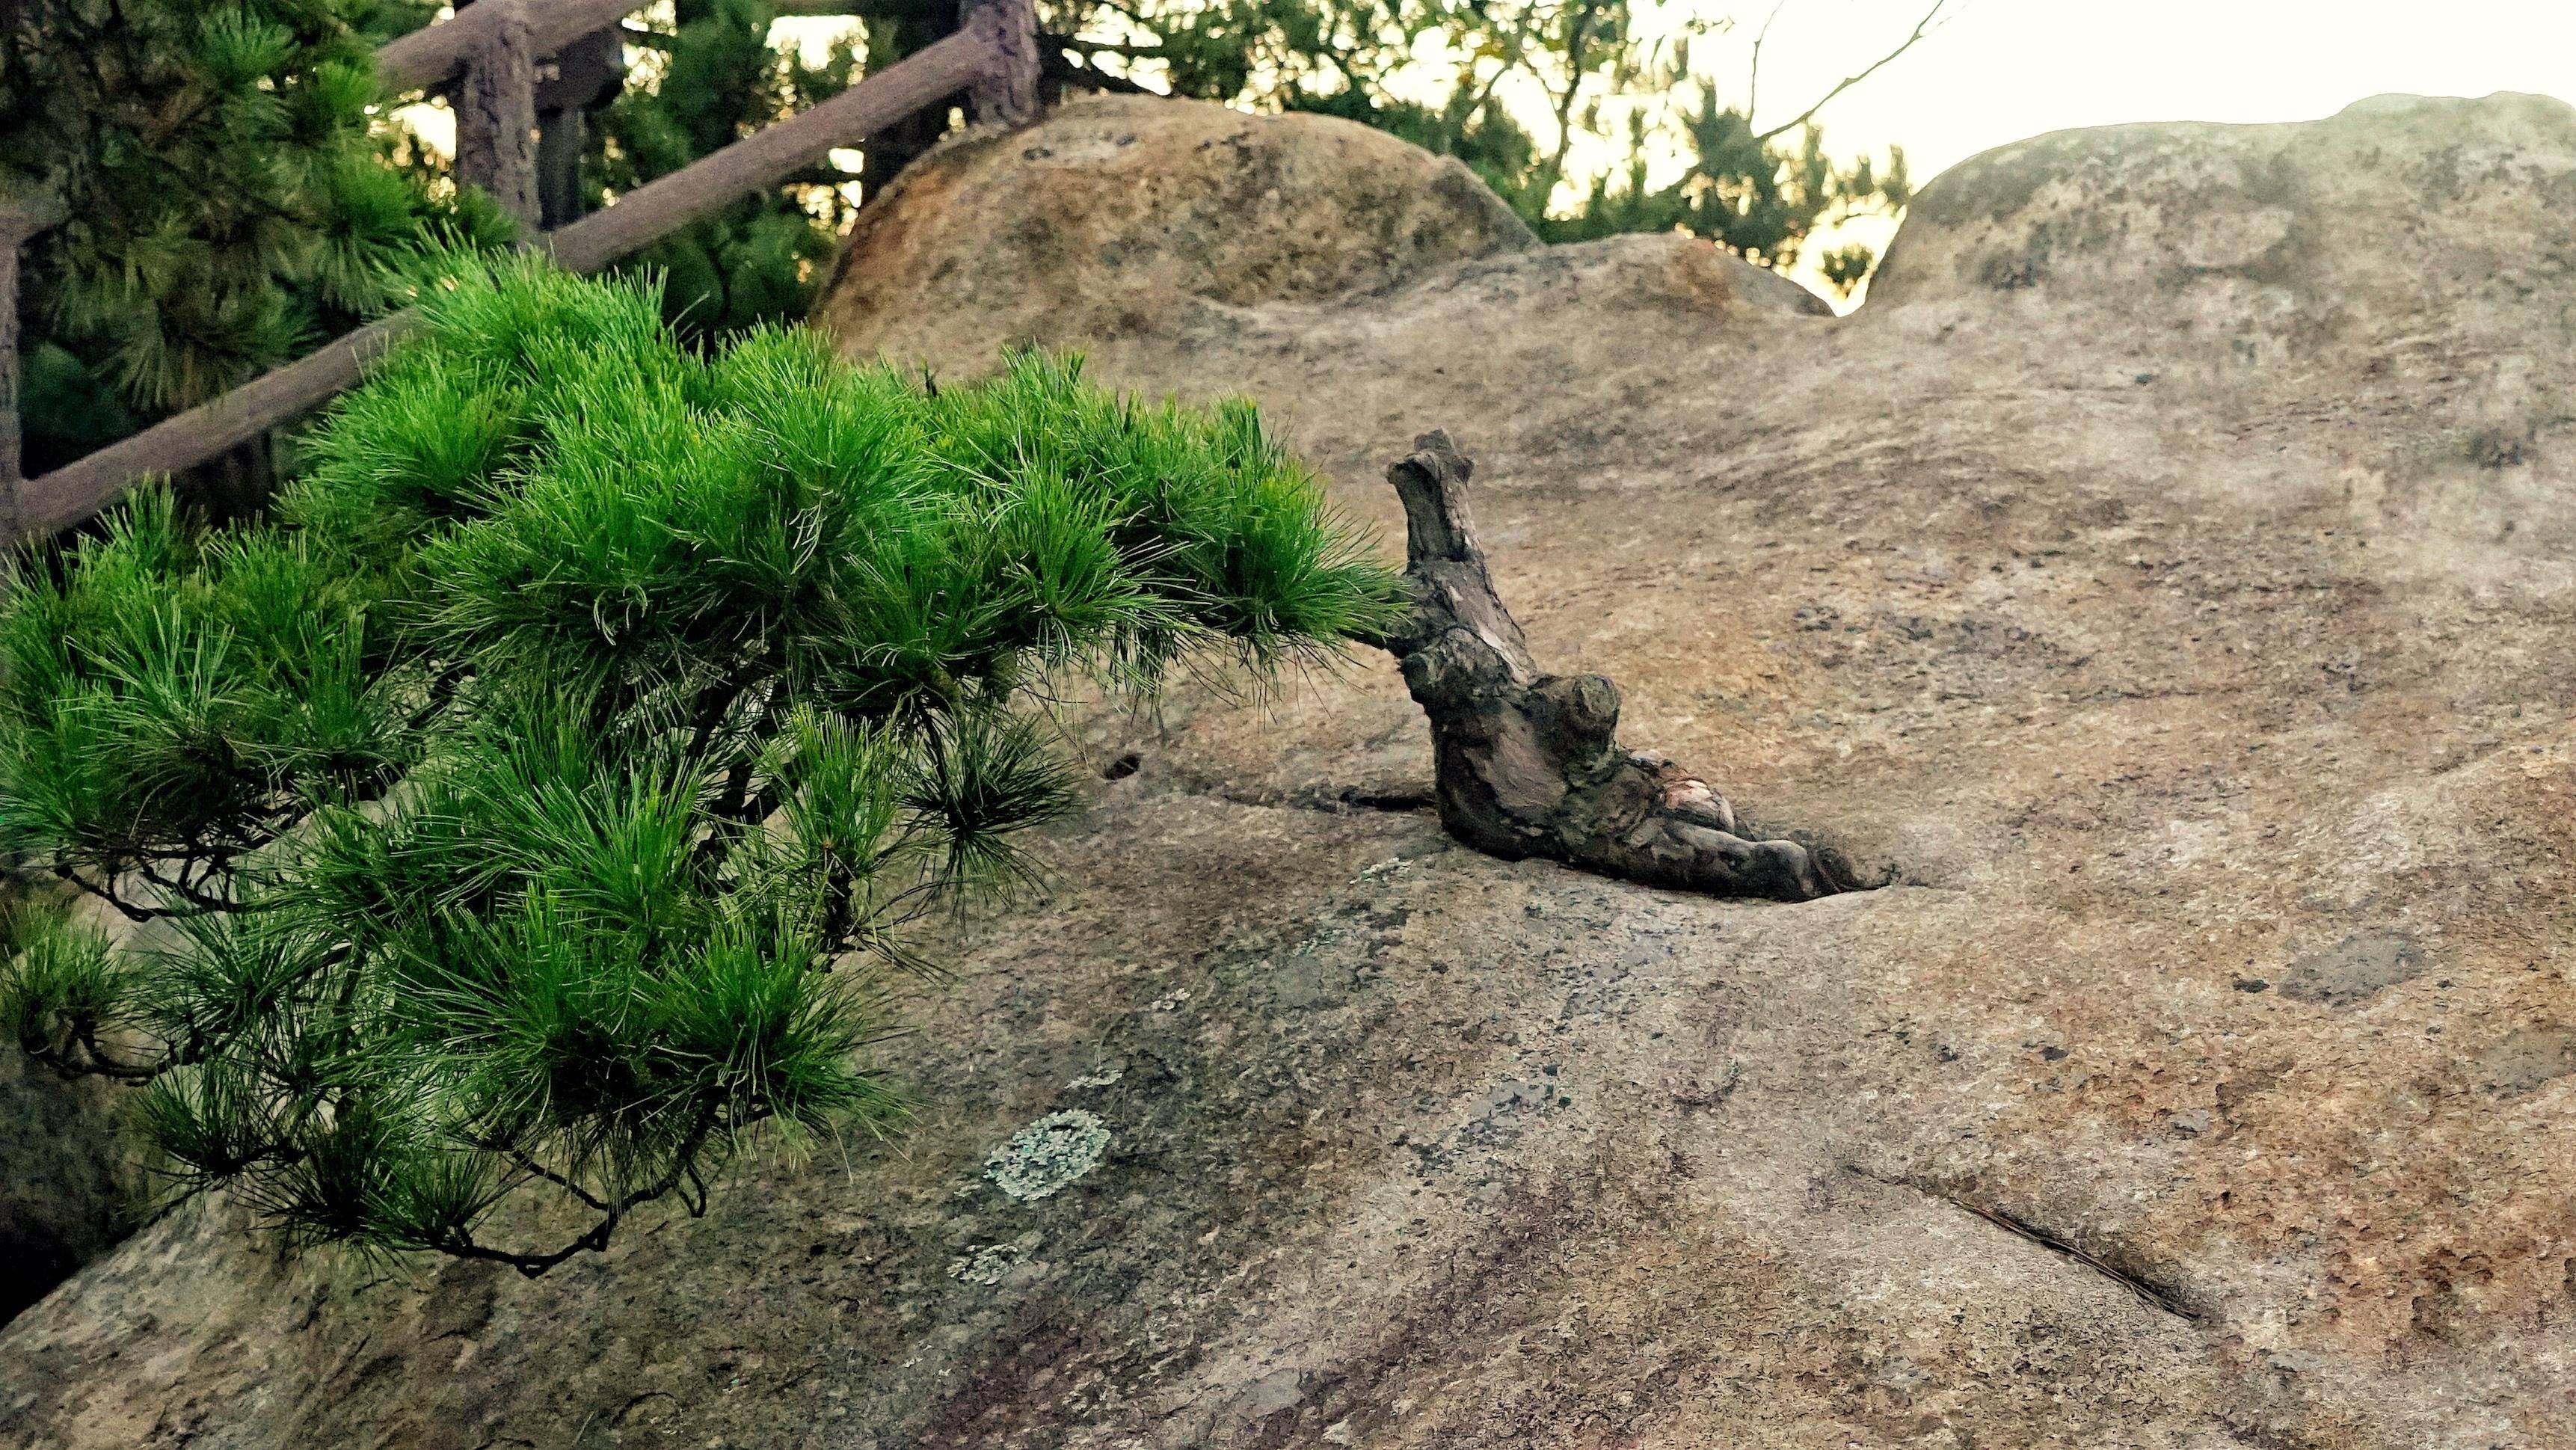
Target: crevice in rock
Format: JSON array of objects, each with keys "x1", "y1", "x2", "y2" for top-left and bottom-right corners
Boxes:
[
  {"x1": 1181, "y1": 781, "x2": 1440, "y2": 817},
  {"x1": 1319, "y1": 785, "x2": 1438, "y2": 813},
  {"x1": 1103, "y1": 752, "x2": 1440, "y2": 817},
  {"x1": 1855, "y1": 1168, "x2": 2200, "y2": 1321}
]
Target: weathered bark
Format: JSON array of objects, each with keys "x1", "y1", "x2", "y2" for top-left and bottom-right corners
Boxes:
[
  {"x1": 963, "y1": 0, "x2": 1040, "y2": 128},
  {"x1": 1374, "y1": 431, "x2": 1875, "y2": 901},
  {"x1": 455, "y1": 4, "x2": 543, "y2": 233},
  {"x1": 1, "y1": 194, "x2": 70, "y2": 539}
]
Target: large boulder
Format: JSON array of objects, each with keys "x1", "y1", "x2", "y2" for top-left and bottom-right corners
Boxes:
[
  {"x1": 1871, "y1": 91, "x2": 2576, "y2": 366},
  {"x1": 817, "y1": 93, "x2": 1828, "y2": 377},
  {"x1": 10, "y1": 91, "x2": 2576, "y2": 1449},
  {"x1": 814, "y1": 94, "x2": 1549, "y2": 366}
]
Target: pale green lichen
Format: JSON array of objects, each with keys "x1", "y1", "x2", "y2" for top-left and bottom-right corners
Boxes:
[
  {"x1": 948, "y1": 1231, "x2": 1043, "y2": 1285},
  {"x1": 986, "y1": 1109, "x2": 1110, "y2": 1201}
]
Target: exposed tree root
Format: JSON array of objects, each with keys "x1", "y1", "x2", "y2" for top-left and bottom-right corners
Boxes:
[{"x1": 1370, "y1": 431, "x2": 1879, "y2": 902}]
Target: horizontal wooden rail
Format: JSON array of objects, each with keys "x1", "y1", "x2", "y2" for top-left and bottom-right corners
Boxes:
[
  {"x1": 19, "y1": 320, "x2": 419, "y2": 537},
  {"x1": 18, "y1": 21, "x2": 1018, "y2": 538},
  {"x1": 377, "y1": 0, "x2": 642, "y2": 93},
  {"x1": 543, "y1": 28, "x2": 988, "y2": 274}
]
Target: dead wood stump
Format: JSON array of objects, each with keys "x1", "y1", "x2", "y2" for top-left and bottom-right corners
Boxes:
[{"x1": 1372, "y1": 431, "x2": 1876, "y2": 902}]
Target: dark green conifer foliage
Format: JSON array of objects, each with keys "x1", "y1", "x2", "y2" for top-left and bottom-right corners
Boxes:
[
  {"x1": 588, "y1": 0, "x2": 869, "y2": 341},
  {"x1": 0, "y1": 0, "x2": 513, "y2": 474},
  {"x1": 0, "y1": 258, "x2": 1395, "y2": 1272}
]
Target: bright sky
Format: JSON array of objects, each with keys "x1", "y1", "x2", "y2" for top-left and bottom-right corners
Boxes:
[{"x1": 1745, "y1": 0, "x2": 2575, "y2": 185}]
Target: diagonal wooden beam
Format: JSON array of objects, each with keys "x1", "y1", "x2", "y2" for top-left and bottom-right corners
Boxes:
[
  {"x1": 17, "y1": 318, "x2": 421, "y2": 538},
  {"x1": 538, "y1": 26, "x2": 985, "y2": 274}
]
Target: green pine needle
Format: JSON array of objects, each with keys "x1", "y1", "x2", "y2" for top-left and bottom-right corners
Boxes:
[{"x1": 0, "y1": 258, "x2": 1397, "y2": 1273}]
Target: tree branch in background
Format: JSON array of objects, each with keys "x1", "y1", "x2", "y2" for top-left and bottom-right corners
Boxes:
[
  {"x1": 1746, "y1": 0, "x2": 1789, "y2": 123},
  {"x1": 1536, "y1": 0, "x2": 1607, "y2": 203},
  {"x1": 1753, "y1": 0, "x2": 1950, "y2": 144},
  {"x1": 1043, "y1": 41, "x2": 1166, "y2": 96}
]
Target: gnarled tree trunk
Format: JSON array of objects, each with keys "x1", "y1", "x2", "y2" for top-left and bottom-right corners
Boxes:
[{"x1": 1374, "y1": 431, "x2": 1875, "y2": 902}]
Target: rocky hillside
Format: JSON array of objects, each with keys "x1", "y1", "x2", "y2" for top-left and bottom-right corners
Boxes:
[{"x1": 7, "y1": 90, "x2": 2576, "y2": 1449}]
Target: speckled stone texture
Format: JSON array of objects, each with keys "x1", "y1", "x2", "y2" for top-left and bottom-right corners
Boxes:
[
  {"x1": 6, "y1": 90, "x2": 2576, "y2": 1449},
  {"x1": 0, "y1": 1050, "x2": 137, "y2": 1324}
]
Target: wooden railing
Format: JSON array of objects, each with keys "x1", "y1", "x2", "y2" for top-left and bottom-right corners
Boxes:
[{"x1": 1, "y1": 0, "x2": 1039, "y2": 541}]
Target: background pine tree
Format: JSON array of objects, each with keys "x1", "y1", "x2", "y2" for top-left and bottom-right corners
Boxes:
[
  {"x1": 585, "y1": 0, "x2": 870, "y2": 343},
  {"x1": 0, "y1": 0, "x2": 512, "y2": 482}
]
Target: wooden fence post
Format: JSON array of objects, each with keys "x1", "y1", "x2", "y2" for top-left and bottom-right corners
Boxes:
[
  {"x1": 532, "y1": 24, "x2": 627, "y2": 228},
  {"x1": 962, "y1": 0, "x2": 1039, "y2": 128},
  {"x1": 1, "y1": 196, "x2": 68, "y2": 541},
  {"x1": 455, "y1": 1, "x2": 544, "y2": 233}
]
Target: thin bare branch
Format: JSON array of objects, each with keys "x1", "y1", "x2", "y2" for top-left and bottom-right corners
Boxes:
[
  {"x1": 1753, "y1": 0, "x2": 1951, "y2": 144},
  {"x1": 1747, "y1": 0, "x2": 1789, "y2": 122},
  {"x1": 55, "y1": 862, "x2": 164, "y2": 924},
  {"x1": 440, "y1": 1113, "x2": 727, "y2": 1277}
]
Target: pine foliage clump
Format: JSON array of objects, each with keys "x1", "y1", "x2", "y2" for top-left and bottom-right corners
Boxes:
[{"x1": 0, "y1": 258, "x2": 1395, "y2": 1273}]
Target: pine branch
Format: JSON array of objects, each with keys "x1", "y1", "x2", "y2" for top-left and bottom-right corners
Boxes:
[{"x1": 440, "y1": 1112, "x2": 728, "y2": 1277}]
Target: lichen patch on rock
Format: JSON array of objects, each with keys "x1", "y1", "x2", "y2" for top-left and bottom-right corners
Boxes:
[{"x1": 984, "y1": 1110, "x2": 1110, "y2": 1202}]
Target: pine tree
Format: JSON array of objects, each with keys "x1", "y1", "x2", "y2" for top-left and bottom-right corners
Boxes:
[
  {"x1": 0, "y1": 0, "x2": 511, "y2": 477},
  {"x1": 0, "y1": 256, "x2": 1395, "y2": 1272},
  {"x1": 588, "y1": 0, "x2": 871, "y2": 342}
]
